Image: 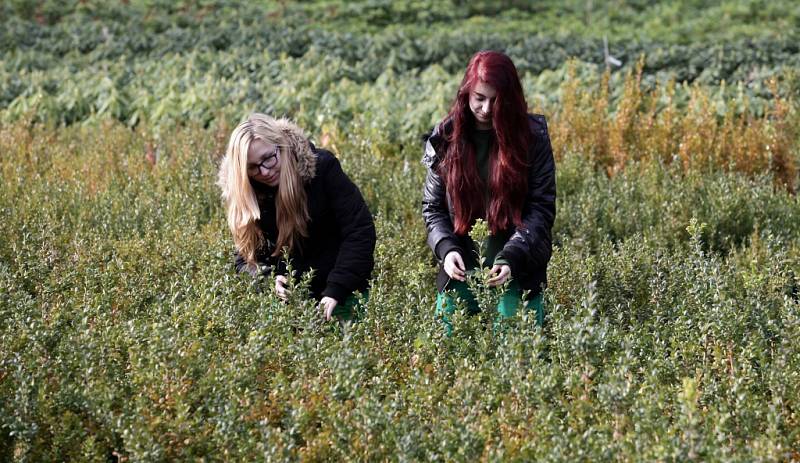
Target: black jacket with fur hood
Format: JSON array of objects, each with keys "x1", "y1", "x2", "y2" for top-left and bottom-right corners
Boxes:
[
  {"x1": 234, "y1": 122, "x2": 375, "y2": 303},
  {"x1": 421, "y1": 114, "x2": 556, "y2": 297}
]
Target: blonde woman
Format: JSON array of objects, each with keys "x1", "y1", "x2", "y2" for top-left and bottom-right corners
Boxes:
[{"x1": 218, "y1": 113, "x2": 376, "y2": 320}]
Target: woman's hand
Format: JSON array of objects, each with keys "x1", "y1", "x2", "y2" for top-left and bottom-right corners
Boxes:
[
  {"x1": 275, "y1": 275, "x2": 290, "y2": 301},
  {"x1": 443, "y1": 251, "x2": 466, "y2": 281},
  {"x1": 487, "y1": 264, "x2": 511, "y2": 287},
  {"x1": 319, "y1": 297, "x2": 338, "y2": 321}
]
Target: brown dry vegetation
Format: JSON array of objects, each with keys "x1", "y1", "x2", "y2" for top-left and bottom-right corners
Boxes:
[{"x1": 550, "y1": 59, "x2": 799, "y2": 191}]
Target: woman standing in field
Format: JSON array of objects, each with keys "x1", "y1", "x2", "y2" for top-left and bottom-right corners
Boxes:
[
  {"x1": 422, "y1": 50, "x2": 556, "y2": 330},
  {"x1": 219, "y1": 113, "x2": 376, "y2": 321}
]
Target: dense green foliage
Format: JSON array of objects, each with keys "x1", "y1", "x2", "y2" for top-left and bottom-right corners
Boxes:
[
  {"x1": 2, "y1": 1, "x2": 800, "y2": 461},
  {"x1": 2, "y1": 0, "x2": 800, "y2": 128}
]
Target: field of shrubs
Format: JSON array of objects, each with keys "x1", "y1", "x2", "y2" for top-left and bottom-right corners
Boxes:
[{"x1": 2, "y1": 1, "x2": 800, "y2": 461}]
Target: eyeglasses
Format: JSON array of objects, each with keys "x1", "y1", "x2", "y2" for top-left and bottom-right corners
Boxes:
[{"x1": 248, "y1": 146, "x2": 280, "y2": 175}]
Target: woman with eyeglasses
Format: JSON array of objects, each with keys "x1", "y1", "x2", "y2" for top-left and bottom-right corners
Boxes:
[
  {"x1": 218, "y1": 113, "x2": 376, "y2": 321},
  {"x1": 422, "y1": 50, "x2": 556, "y2": 332}
]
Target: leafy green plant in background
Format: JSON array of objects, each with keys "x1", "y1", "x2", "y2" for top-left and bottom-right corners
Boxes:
[{"x1": 2, "y1": 0, "x2": 800, "y2": 129}]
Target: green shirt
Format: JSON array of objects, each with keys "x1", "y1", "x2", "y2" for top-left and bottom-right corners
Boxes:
[{"x1": 469, "y1": 129, "x2": 511, "y2": 269}]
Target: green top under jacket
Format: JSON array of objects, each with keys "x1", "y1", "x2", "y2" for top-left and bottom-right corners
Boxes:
[{"x1": 470, "y1": 128, "x2": 510, "y2": 269}]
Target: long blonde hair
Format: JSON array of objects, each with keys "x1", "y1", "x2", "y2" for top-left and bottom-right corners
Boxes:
[{"x1": 218, "y1": 113, "x2": 311, "y2": 271}]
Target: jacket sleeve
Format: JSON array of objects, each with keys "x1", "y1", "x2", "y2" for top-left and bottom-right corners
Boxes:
[
  {"x1": 497, "y1": 116, "x2": 556, "y2": 275},
  {"x1": 421, "y1": 133, "x2": 463, "y2": 261},
  {"x1": 320, "y1": 156, "x2": 377, "y2": 303}
]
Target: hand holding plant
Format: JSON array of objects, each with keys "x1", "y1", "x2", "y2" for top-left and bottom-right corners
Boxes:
[
  {"x1": 467, "y1": 219, "x2": 511, "y2": 311},
  {"x1": 275, "y1": 275, "x2": 290, "y2": 300},
  {"x1": 487, "y1": 264, "x2": 511, "y2": 287},
  {"x1": 443, "y1": 251, "x2": 466, "y2": 281},
  {"x1": 319, "y1": 296, "x2": 338, "y2": 321}
]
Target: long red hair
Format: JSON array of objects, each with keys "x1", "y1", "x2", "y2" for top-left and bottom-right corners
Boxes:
[{"x1": 440, "y1": 50, "x2": 531, "y2": 235}]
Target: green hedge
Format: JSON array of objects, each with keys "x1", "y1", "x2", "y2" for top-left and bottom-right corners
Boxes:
[
  {"x1": 2, "y1": 1, "x2": 800, "y2": 128},
  {"x1": 3, "y1": 2, "x2": 800, "y2": 133}
]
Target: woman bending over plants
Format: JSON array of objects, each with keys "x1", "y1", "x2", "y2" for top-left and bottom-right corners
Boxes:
[
  {"x1": 422, "y1": 50, "x2": 556, "y2": 331},
  {"x1": 219, "y1": 113, "x2": 376, "y2": 321}
]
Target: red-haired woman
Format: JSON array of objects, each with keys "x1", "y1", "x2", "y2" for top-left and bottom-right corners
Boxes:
[{"x1": 422, "y1": 50, "x2": 556, "y2": 330}]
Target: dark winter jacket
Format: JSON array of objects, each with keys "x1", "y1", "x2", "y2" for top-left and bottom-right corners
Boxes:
[
  {"x1": 235, "y1": 146, "x2": 376, "y2": 303},
  {"x1": 421, "y1": 114, "x2": 556, "y2": 296}
]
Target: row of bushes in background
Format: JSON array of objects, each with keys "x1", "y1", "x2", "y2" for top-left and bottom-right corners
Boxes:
[
  {"x1": 1, "y1": 120, "x2": 798, "y2": 460},
  {"x1": 3, "y1": 0, "x2": 799, "y2": 191},
  {"x1": 5, "y1": 50, "x2": 798, "y2": 189},
  {"x1": 4, "y1": 17, "x2": 800, "y2": 85},
  {"x1": 2, "y1": 1, "x2": 800, "y2": 94},
  {"x1": 5, "y1": 0, "x2": 799, "y2": 43}
]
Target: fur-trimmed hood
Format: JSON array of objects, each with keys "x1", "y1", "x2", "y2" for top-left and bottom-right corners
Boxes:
[{"x1": 272, "y1": 117, "x2": 317, "y2": 181}]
